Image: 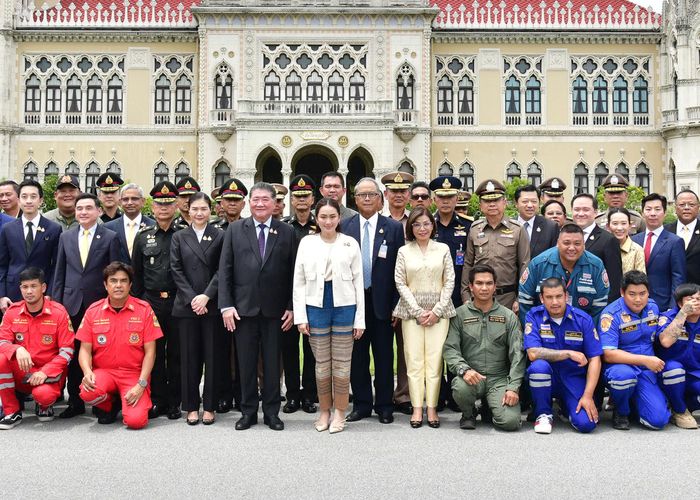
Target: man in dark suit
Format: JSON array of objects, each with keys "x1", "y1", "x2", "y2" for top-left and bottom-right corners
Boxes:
[
  {"x1": 52, "y1": 193, "x2": 120, "y2": 418},
  {"x1": 104, "y1": 183, "x2": 154, "y2": 264},
  {"x1": 219, "y1": 182, "x2": 297, "y2": 431},
  {"x1": 665, "y1": 189, "x2": 700, "y2": 285},
  {"x1": 341, "y1": 177, "x2": 405, "y2": 424},
  {"x1": 514, "y1": 184, "x2": 559, "y2": 258},
  {"x1": 633, "y1": 193, "x2": 686, "y2": 311},
  {"x1": 572, "y1": 193, "x2": 622, "y2": 302},
  {"x1": 0, "y1": 180, "x2": 61, "y2": 312}
]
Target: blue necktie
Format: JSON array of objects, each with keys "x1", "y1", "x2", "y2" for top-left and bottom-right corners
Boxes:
[
  {"x1": 362, "y1": 220, "x2": 371, "y2": 289},
  {"x1": 258, "y1": 224, "x2": 266, "y2": 259}
]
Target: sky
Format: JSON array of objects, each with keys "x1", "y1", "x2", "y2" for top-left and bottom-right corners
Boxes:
[{"x1": 628, "y1": 0, "x2": 664, "y2": 13}]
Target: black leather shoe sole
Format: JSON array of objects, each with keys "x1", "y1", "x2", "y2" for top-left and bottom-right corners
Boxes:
[
  {"x1": 263, "y1": 416, "x2": 284, "y2": 430},
  {"x1": 345, "y1": 411, "x2": 370, "y2": 422},
  {"x1": 378, "y1": 414, "x2": 394, "y2": 424},
  {"x1": 235, "y1": 415, "x2": 258, "y2": 430},
  {"x1": 167, "y1": 408, "x2": 182, "y2": 420}
]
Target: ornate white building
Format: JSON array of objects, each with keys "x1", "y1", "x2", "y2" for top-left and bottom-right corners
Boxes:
[{"x1": 1, "y1": 0, "x2": 697, "y2": 207}]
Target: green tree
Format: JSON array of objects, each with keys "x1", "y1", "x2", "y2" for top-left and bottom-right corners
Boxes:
[
  {"x1": 467, "y1": 177, "x2": 529, "y2": 220},
  {"x1": 595, "y1": 185, "x2": 677, "y2": 224},
  {"x1": 41, "y1": 175, "x2": 59, "y2": 212}
]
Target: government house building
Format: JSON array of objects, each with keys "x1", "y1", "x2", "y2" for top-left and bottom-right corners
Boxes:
[{"x1": 0, "y1": 0, "x2": 698, "y2": 210}]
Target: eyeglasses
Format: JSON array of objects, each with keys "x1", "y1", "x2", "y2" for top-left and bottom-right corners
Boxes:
[
  {"x1": 677, "y1": 203, "x2": 698, "y2": 209},
  {"x1": 411, "y1": 194, "x2": 430, "y2": 201},
  {"x1": 411, "y1": 222, "x2": 433, "y2": 229},
  {"x1": 355, "y1": 192, "x2": 380, "y2": 199}
]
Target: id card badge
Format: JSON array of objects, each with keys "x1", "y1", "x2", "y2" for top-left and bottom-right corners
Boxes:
[
  {"x1": 455, "y1": 245, "x2": 464, "y2": 266},
  {"x1": 378, "y1": 242, "x2": 388, "y2": 259}
]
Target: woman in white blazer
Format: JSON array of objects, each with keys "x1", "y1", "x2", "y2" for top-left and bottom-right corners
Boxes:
[{"x1": 293, "y1": 198, "x2": 364, "y2": 434}]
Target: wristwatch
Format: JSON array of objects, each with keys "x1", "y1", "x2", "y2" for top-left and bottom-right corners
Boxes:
[
  {"x1": 137, "y1": 379, "x2": 148, "y2": 388},
  {"x1": 456, "y1": 367, "x2": 467, "y2": 377}
]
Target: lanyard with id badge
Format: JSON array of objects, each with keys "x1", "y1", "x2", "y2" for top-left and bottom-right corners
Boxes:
[
  {"x1": 378, "y1": 240, "x2": 388, "y2": 259},
  {"x1": 456, "y1": 244, "x2": 464, "y2": 266}
]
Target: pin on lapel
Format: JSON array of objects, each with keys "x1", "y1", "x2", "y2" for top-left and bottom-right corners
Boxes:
[
  {"x1": 536, "y1": 226, "x2": 541, "y2": 232},
  {"x1": 203, "y1": 235, "x2": 212, "y2": 241},
  {"x1": 270, "y1": 228, "x2": 278, "y2": 234},
  {"x1": 36, "y1": 226, "x2": 45, "y2": 233},
  {"x1": 696, "y1": 230, "x2": 700, "y2": 235},
  {"x1": 379, "y1": 228, "x2": 384, "y2": 234},
  {"x1": 96, "y1": 234, "x2": 101, "y2": 239},
  {"x1": 590, "y1": 235, "x2": 594, "y2": 240}
]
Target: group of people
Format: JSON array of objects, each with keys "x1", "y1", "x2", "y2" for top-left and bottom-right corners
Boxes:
[{"x1": 0, "y1": 167, "x2": 698, "y2": 435}]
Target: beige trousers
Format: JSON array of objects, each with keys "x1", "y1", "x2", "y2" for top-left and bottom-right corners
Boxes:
[{"x1": 402, "y1": 317, "x2": 449, "y2": 408}]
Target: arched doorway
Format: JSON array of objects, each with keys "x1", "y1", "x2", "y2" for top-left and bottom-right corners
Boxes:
[
  {"x1": 292, "y1": 145, "x2": 338, "y2": 201},
  {"x1": 346, "y1": 147, "x2": 374, "y2": 210},
  {"x1": 255, "y1": 147, "x2": 283, "y2": 184}
]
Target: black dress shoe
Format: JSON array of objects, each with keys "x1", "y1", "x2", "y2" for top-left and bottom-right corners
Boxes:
[
  {"x1": 613, "y1": 411, "x2": 630, "y2": 430},
  {"x1": 378, "y1": 413, "x2": 394, "y2": 424},
  {"x1": 217, "y1": 400, "x2": 232, "y2": 414},
  {"x1": 58, "y1": 404, "x2": 85, "y2": 419},
  {"x1": 95, "y1": 402, "x2": 120, "y2": 425},
  {"x1": 167, "y1": 407, "x2": 182, "y2": 420},
  {"x1": 410, "y1": 418, "x2": 423, "y2": 428},
  {"x1": 394, "y1": 402, "x2": 412, "y2": 415},
  {"x1": 301, "y1": 400, "x2": 317, "y2": 414},
  {"x1": 235, "y1": 414, "x2": 258, "y2": 430},
  {"x1": 263, "y1": 415, "x2": 284, "y2": 431},
  {"x1": 459, "y1": 416, "x2": 476, "y2": 430},
  {"x1": 148, "y1": 404, "x2": 165, "y2": 420},
  {"x1": 345, "y1": 410, "x2": 370, "y2": 422},
  {"x1": 428, "y1": 419, "x2": 440, "y2": 429},
  {"x1": 282, "y1": 399, "x2": 300, "y2": 414}
]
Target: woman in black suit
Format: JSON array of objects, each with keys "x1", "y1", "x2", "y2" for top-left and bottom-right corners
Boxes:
[{"x1": 170, "y1": 192, "x2": 224, "y2": 425}]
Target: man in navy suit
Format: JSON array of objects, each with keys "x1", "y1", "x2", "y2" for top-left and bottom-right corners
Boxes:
[
  {"x1": 514, "y1": 184, "x2": 559, "y2": 258},
  {"x1": 633, "y1": 193, "x2": 686, "y2": 311},
  {"x1": 104, "y1": 183, "x2": 154, "y2": 264},
  {"x1": 52, "y1": 193, "x2": 120, "y2": 418},
  {"x1": 664, "y1": 189, "x2": 700, "y2": 286},
  {"x1": 341, "y1": 177, "x2": 405, "y2": 424},
  {"x1": 0, "y1": 180, "x2": 61, "y2": 312}
]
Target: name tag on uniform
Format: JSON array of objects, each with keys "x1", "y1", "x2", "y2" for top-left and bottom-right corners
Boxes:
[
  {"x1": 540, "y1": 324, "x2": 555, "y2": 340},
  {"x1": 489, "y1": 315, "x2": 505, "y2": 323},
  {"x1": 565, "y1": 331, "x2": 583, "y2": 342},
  {"x1": 463, "y1": 317, "x2": 479, "y2": 325},
  {"x1": 621, "y1": 325, "x2": 637, "y2": 333},
  {"x1": 378, "y1": 242, "x2": 388, "y2": 259}
]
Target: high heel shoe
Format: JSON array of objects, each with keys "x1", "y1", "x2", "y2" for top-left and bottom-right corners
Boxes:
[
  {"x1": 314, "y1": 419, "x2": 330, "y2": 432},
  {"x1": 186, "y1": 412, "x2": 199, "y2": 426},
  {"x1": 329, "y1": 418, "x2": 346, "y2": 434},
  {"x1": 428, "y1": 419, "x2": 440, "y2": 428},
  {"x1": 410, "y1": 418, "x2": 423, "y2": 428}
]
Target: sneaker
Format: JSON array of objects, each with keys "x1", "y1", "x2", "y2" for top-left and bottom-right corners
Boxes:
[
  {"x1": 612, "y1": 411, "x2": 630, "y2": 430},
  {"x1": 0, "y1": 412, "x2": 23, "y2": 430},
  {"x1": 459, "y1": 415, "x2": 476, "y2": 430},
  {"x1": 671, "y1": 409, "x2": 698, "y2": 429},
  {"x1": 36, "y1": 405, "x2": 55, "y2": 422},
  {"x1": 534, "y1": 414, "x2": 553, "y2": 434}
]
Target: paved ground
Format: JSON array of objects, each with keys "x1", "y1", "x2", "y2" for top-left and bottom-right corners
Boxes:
[{"x1": 3, "y1": 400, "x2": 699, "y2": 499}]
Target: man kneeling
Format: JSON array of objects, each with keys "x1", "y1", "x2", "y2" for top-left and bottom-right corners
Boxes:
[
  {"x1": 524, "y1": 278, "x2": 602, "y2": 434},
  {"x1": 443, "y1": 265, "x2": 525, "y2": 431},
  {"x1": 0, "y1": 268, "x2": 74, "y2": 429},
  {"x1": 77, "y1": 262, "x2": 162, "y2": 429}
]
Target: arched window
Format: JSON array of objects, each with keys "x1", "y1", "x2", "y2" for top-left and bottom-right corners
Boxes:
[
  {"x1": 175, "y1": 161, "x2": 190, "y2": 185},
  {"x1": 85, "y1": 161, "x2": 100, "y2": 194},
  {"x1": 307, "y1": 71, "x2": 323, "y2": 101},
  {"x1": 633, "y1": 77, "x2": 648, "y2": 114},
  {"x1": 215, "y1": 72, "x2": 232, "y2": 109},
  {"x1": 153, "y1": 161, "x2": 169, "y2": 185},
  {"x1": 458, "y1": 76, "x2": 473, "y2": 115},
  {"x1": 23, "y1": 161, "x2": 39, "y2": 182},
  {"x1": 574, "y1": 162, "x2": 589, "y2": 194},
  {"x1": 65, "y1": 161, "x2": 80, "y2": 177},
  {"x1": 107, "y1": 75, "x2": 123, "y2": 114},
  {"x1": 613, "y1": 76, "x2": 628, "y2": 114},
  {"x1": 527, "y1": 162, "x2": 542, "y2": 186},
  {"x1": 285, "y1": 71, "x2": 302, "y2": 101},
  {"x1": 592, "y1": 76, "x2": 608, "y2": 114},
  {"x1": 437, "y1": 76, "x2": 453, "y2": 115},
  {"x1": 155, "y1": 75, "x2": 171, "y2": 113},
  {"x1": 594, "y1": 162, "x2": 608, "y2": 189},
  {"x1": 572, "y1": 76, "x2": 588, "y2": 114},
  {"x1": 66, "y1": 74, "x2": 82, "y2": 114},
  {"x1": 635, "y1": 162, "x2": 650, "y2": 193},
  {"x1": 459, "y1": 161, "x2": 475, "y2": 193},
  {"x1": 398, "y1": 161, "x2": 414, "y2": 175},
  {"x1": 506, "y1": 161, "x2": 521, "y2": 182},
  {"x1": 615, "y1": 162, "x2": 629, "y2": 178},
  {"x1": 349, "y1": 71, "x2": 365, "y2": 102},
  {"x1": 25, "y1": 75, "x2": 41, "y2": 115},
  {"x1": 525, "y1": 76, "x2": 541, "y2": 114},
  {"x1": 106, "y1": 160, "x2": 121, "y2": 174},
  {"x1": 438, "y1": 162, "x2": 453, "y2": 176},
  {"x1": 213, "y1": 161, "x2": 231, "y2": 188},
  {"x1": 329, "y1": 71, "x2": 344, "y2": 101},
  {"x1": 45, "y1": 74, "x2": 61, "y2": 115},
  {"x1": 264, "y1": 72, "x2": 280, "y2": 101},
  {"x1": 505, "y1": 75, "x2": 520, "y2": 114},
  {"x1": 44, "y1": 161, "x2": 59, "y2": 177},
  {"x1": 396, "y1": 65, "x2": 414, "y2": 110},
  {"x1": 175, "y1": 75, "x2": 192, "y2": 114},
  {"x1": 87, "y1": 75, "x2": 103, "y2": 114}
]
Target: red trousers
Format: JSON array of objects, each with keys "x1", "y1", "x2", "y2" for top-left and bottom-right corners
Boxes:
[
  {"x1": 79, "y1": 368, "x2": 151, "y2": 430},
  {"x1": 0, "y1": 356, "x2": 64, "y2": 415}
]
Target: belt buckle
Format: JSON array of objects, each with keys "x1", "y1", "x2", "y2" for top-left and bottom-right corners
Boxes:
[{"x1": 159, "y1": 291, "x2": 169, "y2": 299}]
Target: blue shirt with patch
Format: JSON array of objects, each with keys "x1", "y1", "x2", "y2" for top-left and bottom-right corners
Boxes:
[
  {"x1": 524, "y1": 304, "x2": 603, "y2": 377},
  {"x1": 655, "y1": 308, "x2": 700, "y2": 377},
  {"x1": 599, "y1": 297, "x2": 659, "y2": 356}
]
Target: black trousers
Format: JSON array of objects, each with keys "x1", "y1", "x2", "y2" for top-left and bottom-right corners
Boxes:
[
  {"x1": 350, "y1": 290, "x2": 394, "y2": 416},
  {"x1": 146, "y1": 293, "x2": 181, "y2": 409},
  {"x1": 215, "y1": 323, "x2": 241, "y2": 405},
  {"x1": 179, "y1": 316, "x2": 219, "y2": 412},
  {"x1": 236, "y1": 314, "x2": 281, "y2": 418},
  {"x1": 66, "y1": 307, "x2": 86, "y2": 407},
  {"x1": 281, "y1": 325, "x2": 317, "y2": 401}
]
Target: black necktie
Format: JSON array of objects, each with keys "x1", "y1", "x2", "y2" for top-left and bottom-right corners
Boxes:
[{"x1": 25, "y1": 221, "x2": 34, "y2": 255}]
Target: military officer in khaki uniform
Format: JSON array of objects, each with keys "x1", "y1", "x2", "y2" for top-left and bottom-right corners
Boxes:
[
  {"x1": 595, "y1": 174, "x2": 645, "y2": 235},
  {"x1": 444, "y1": 264, "x2": 524, "y2": 430},
  {"x1": 455, "y1": 190, "x2": 471, "y2": 218},
  {"x1": 460, "y1": 179, "x2": 530, "y2": 313},
  {"x1": 538, "y1": 177, "x2": 567, "y2": 205},
  {"x1": 272, "y1": 183, "x2": 288, "y2": 220}
]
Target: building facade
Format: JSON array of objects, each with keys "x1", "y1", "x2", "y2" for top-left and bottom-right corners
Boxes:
[{"x1": 1, "y1": 0, "x2": 697, "y2": 208}]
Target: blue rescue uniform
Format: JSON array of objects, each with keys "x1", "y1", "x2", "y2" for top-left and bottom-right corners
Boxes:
[
  {"x1": 518, "y1": 247, "x2": 609, "y2": 324},
  {"x1": 599, "y1": 297, "x2": 670, "y2": 429},
  {"x1": 524, "y1": 305, "x2": 602, "y2": 433},
  {"x1": 655, "y1": 309, "x2": 700, "y2": 413}
]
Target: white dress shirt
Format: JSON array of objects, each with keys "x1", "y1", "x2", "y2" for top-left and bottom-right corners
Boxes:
[
  {"x1": 644, "y1": 226, "x2": 664, "y2": 254},
  {"x1": 21, "y1": 213, "x2": 41, "y2": 239},
  {"x1": 359, "y1": 212, "x2": 379, "y2": 253},
  {"x1": 582, "y1": 223, "x2": 595, "y2": 242},
  {"x1": 517, "y1": 215, "x2": 534, "y2": 240},
  {"x1": 79, "y1": 224, "x2": 98, "y2": 250},
  {"x1": 676, "y1": 219, "x2": 697, "y2": 248}
]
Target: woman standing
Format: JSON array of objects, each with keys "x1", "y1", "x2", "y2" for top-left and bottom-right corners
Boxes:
[
  {"x1": 393, "y1": 207, "x2": 455, "y2": 428},
  {"x1": 293, "y1": 198, "x2": 364, "y2": 434},
  {"x1": 541, "y1": 200, "x2": 567, "y2": 227},
  {"x1": 607, "y1": 207, "x2": 646, "y2": 274},
  {"x1": 170, "y1": 192, "x2": 224, "y2": 425}
]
